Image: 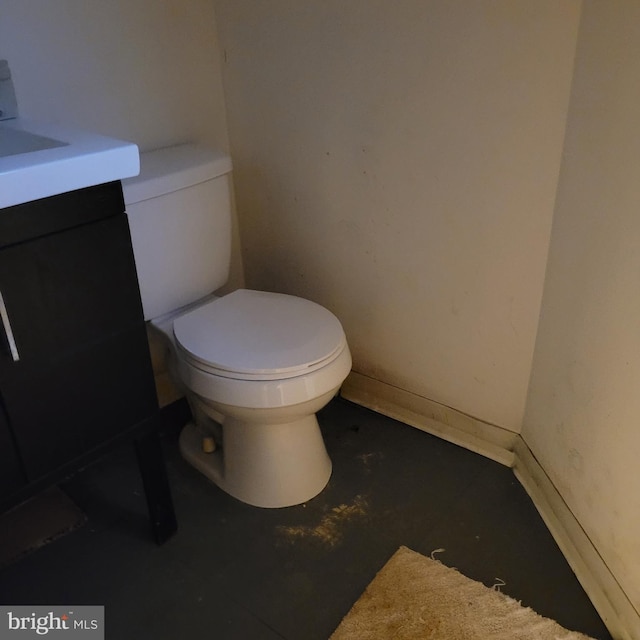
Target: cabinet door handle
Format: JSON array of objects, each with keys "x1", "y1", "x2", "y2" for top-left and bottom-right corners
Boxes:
[{"x1": 0, "y1": 290, "x2": 20, "y2": 362}]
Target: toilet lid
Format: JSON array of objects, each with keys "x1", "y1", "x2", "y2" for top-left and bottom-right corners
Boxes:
[{"x1": 172, "y1": 289, "x2": 347, "y2": 378}]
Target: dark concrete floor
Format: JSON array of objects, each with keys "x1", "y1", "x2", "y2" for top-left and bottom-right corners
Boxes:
[{"x1": 0, "y1": 397, "x2": 612, "y2": 639}]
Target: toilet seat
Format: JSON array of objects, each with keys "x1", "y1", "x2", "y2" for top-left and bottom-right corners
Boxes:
[{"x1": 173, "y1": 289, "x2": 347, "y2": 381}]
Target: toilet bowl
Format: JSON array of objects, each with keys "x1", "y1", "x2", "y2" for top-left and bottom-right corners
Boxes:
[
  {"x1": 170, "y1": 289, "x2": 351, "y2": 507},
  {"x1": 122, "y1": 145, "x2": 352, "y2": 507}
]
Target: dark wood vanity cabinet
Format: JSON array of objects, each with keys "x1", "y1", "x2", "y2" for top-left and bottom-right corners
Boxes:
[
  {"x1": 0, "y1": 183, "x2": 175, "y2": 543},
  {"x1": 0, "y1": 402, "x2": 25, "y2": 497}
]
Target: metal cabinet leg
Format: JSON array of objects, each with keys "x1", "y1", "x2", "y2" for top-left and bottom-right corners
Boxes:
[{"x1": 134, "y1": 428, "x2": 177, "y2": 544}]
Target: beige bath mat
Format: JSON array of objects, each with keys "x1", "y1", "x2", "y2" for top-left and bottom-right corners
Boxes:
[{"x1": 330, "y1": 546, "x2": 596, "y2": 639}]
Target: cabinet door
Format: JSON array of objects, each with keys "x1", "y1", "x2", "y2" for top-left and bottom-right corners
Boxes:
[
  {"x1": 0, "y1": 214, "x2": 158, "y2": 480},
  {"x1": 0, "y1": 400, "x2": 26, "y2": 501}
]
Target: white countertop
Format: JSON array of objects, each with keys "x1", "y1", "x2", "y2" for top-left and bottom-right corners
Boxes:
[{"x1": 0, "y1": 118, "x2": 140, "y2": 209}]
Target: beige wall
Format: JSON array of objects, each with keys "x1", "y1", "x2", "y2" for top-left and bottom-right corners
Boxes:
[
  {"x1": 0, "y1": 0, "x2": 243, "y2": 291},
  {"x1": 523, "y1": 0, "x2": 640, "y2": 610},
  {"x1": 213, "y1": 0, "x2": 580, "y2": 431}
]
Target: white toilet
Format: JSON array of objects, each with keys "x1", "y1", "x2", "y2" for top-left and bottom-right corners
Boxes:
[{"x1": 122, "y1": 144, "x2": 351, "y2": 508}]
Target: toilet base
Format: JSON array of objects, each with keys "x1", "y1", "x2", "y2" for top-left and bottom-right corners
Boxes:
[{"x1": 179, "y1": 415, "x2": 332, "y2": 508}]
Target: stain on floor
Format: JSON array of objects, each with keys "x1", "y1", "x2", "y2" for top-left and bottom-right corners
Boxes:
[{"x1": 277, "y1": 495, "x2": 368, "y2": 547}]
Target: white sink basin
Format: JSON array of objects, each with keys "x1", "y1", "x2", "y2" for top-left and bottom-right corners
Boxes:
[
  {"x1": 0, "y1": 127, "x2": 68, "y2": 158},
  {"x1": 0, "y1": 118, "x2": 139, "y2": 209}
]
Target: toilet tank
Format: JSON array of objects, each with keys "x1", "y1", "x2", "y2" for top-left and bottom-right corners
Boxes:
[{"x1": 122, "y1": 144, "x2": 233, "y2": 320}]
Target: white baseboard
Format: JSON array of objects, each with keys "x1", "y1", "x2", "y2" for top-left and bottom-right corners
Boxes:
[
  {"x1": 341, "y1": 370, "x2": 640, "y2": 640},
  {"x1": 341, "y1": 371, "x2": 517, "y2": 467},
  {"x1": 513, "y1": 439, "x2": 639, "y2": 640}
]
